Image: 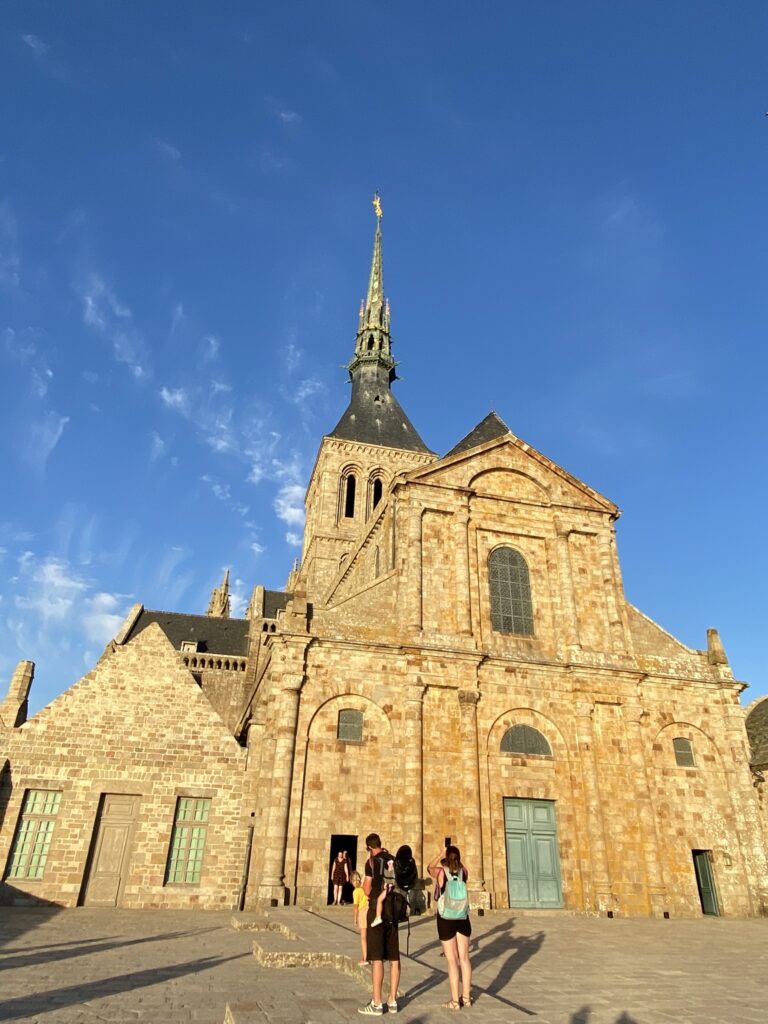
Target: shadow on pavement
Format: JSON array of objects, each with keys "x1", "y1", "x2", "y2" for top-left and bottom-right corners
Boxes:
[
  {"x1": 0, "y1": 926, "x2": 221, "y2": 970},
  {"x1": 0, "y1": 952, "x2": 249, "y2": 1022},
  {"x1": 569, "y1": 1009, "x2": 639, "y2": 1024}
]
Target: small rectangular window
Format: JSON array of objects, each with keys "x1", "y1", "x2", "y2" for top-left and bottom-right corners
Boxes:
[
  {"x1": 165, "y1": 797, "x2": 211, "y2": 885},
  {"x1": 673, "y1": 737, "x2": 696, "y2": 767},
  {"x1": 5, "y1": 789, "x2": 62, "y2": 880},
  {"x1": 337, "y1": 709, "x2": 364, "y2": 743}
]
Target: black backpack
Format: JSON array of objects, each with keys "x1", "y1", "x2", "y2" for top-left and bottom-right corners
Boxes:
[{"x1": 394, "y1": 845, "x2": 418, "y2": 893}]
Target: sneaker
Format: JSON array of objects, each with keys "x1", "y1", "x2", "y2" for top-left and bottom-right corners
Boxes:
[
  {"x1": 387, "y1": 999, "x2": 399, "y2": 1013},
  {"x1": 358, "y1": 1001, "x2": 384, "y2": 1015},
  {"x1": 370, "y1": 916, "x2": 383, "y2": 928}
]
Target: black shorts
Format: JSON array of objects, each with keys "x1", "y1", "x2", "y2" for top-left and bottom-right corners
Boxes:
[
  {"x1": 436, "y1": 913, "x2": 472, "y2": 942},
  {"x1": 366, "y1": 905, "x2": 400, "y2": 962}
]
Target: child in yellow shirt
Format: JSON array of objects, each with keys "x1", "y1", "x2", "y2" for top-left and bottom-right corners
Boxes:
[{"x1": 351, "y1": 871, "x2": 369, "y2": 965}]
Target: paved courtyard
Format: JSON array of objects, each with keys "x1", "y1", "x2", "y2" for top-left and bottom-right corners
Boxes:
[{"x1": 0, "y1": 906, "x2": 765, "y2": 1024}]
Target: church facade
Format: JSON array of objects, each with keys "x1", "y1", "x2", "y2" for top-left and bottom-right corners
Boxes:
[{"x1": 1, "y1": 204, "x2": 766, "y2": 917}]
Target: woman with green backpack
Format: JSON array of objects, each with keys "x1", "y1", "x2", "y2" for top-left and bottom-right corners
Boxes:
[{"x1": 427, "y1": 844, "x2": 472, "y2": 1011}]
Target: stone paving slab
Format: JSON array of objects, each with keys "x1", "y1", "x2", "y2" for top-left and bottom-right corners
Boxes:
[{"x1": 1, "y1": 907, "x2": 767, "y2": 1024}]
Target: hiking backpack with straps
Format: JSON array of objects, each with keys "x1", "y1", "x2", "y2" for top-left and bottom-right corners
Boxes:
[{"x1": 437, "y1": 866, "x2": 469, "y2": 920}]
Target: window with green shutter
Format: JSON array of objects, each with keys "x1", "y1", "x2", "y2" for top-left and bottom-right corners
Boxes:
[
  {"x1": 165, "y1": 797, "x2": 211, "y2": 884},
  {"x1": 5, "y1": 789, "x2": 62, "y2": 880}
]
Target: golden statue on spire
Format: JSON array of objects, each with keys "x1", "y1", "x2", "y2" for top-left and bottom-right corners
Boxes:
[{"x1": 372, "y1": 192, "x2": 382, "y2": 219}]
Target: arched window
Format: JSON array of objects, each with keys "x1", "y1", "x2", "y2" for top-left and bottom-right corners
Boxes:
[
  {"x1": 344, "y1": 474, "x2": 356, "y2": 518},
  {"x1": 372, "y1": 478, "x2": 383, "y2": 509},
  {"x1": 500, "y1": 725, "x2": 552, "y2": 757},
  {"x1": 367, "y1": 334, "x2": 374, "y2": 351},
  {"x1": 488, "y1": 547, "x2": 534, "y2": 635},
  {"x1": 337, "y1": 709, "x2": 364, "y2": 743},
  {"x1": 673, "y1": 737, "x2": 696, "y2": 767}
]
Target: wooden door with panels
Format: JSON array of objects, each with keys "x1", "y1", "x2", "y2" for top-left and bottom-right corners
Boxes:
[{"x1": 80, "y1": 794, "x2": 140, "y2": 907}]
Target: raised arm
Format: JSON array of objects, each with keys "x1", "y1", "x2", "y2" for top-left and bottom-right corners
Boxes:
[{"x1": 427, "y1": 852, "x2": 445, "y2": 881}]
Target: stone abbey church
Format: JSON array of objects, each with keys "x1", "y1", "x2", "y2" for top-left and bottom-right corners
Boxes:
[{"x1": 2, "y1": 204, "x2": 767, "y2": 919}]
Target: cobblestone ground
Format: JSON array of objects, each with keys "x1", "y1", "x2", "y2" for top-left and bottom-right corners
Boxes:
[{"x1": 1, "y1": 907, "x2": 766, "y2": 1024}]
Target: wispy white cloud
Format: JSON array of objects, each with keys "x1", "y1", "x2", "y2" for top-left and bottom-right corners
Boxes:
[
  {"x1": 79, "y1": 274, "x2": 149, "y2": 380},
  {"x1": 273, "y1": 482, "x2": 305, "y2": 527},
  {"x1": 201, "y1": 334, "x2": 220, "y2": 362},
  {"x1": 21, "y1": 33, "x2": 49, "y2": 57},
  {"x1": 150, "y1": 431, "x2": 167, "y2": 462},
  {"x1": 285, "y1": 531, "x2": 302, "y2": 547},
  {"x1": 284, "y1": 339, "x2": 301, "y2": 372},
  {"x1": 159, "y1": 385, "x2": 190, "y2": 415},
  {"x1": 0, "y1": 201, "x2": 20, "y2": 288},
  {"x1": 3, "y1": 326, "x2": 54, "y2": 398},
  {"x1": 156, "y1": 139, "x2": 182, "y2": 161},
  {"x1": 25, "y1": 411, "x2": 69, "y2": 473},
  {"x1": 170, "y1": 303, "x2": 184, "y2": 337}
]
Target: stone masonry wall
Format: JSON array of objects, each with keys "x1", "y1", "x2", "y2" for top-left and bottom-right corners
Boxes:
[{"x1": 0, "y1": 625, "x2": 251, "y2": 908}]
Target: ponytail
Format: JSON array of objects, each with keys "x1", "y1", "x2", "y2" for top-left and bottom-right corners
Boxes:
[{"x1": 445, "y1": 844, "x2": 462, "y2": 875}]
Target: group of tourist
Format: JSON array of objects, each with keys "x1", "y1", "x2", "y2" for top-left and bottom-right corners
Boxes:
[{"x1": 350, "y1": 832, "x2": 473, "y2": 1015}]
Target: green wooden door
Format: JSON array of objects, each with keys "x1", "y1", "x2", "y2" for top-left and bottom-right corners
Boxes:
[
  {"x1": 692, "y1": 850, "x2": 719, "y2": 916},
  {"x1": 504, "y1": 798, "x2": 563, "y2": 908}
]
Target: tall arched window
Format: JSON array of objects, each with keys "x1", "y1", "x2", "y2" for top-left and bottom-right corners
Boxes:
[
  {"x1": 344, "y1": 474, "x2": 356, "y2": 518},
  {"x1": 673, "y1": 737, "x2": 696, "y2": 767},
  {"x1": 372, "y1": 478, "x2": 383, "y2": 510},
  {"x1": 501, "y1": 725, "x2": 552, "y2": 756},
  {"x1": 488, "y1": 547, "x2": 534, "y2": 635}
]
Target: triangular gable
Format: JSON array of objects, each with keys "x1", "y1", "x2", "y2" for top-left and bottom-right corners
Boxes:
[
  {"x1": 444, "y1": 411, "x2": 511, "y2": 459},
  {"x1": 407, "y1": 421, "x2": 618, "y2": 515},
  {"x1": 20, "y1": 623, "x2": 244, "y2": 759}
]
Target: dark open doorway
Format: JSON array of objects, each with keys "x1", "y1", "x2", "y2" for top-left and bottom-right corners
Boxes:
[{"x1": 328, "y1": 834, "x2": 358, "y2": 905}]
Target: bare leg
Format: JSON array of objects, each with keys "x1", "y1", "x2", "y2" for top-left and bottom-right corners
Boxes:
[
  {"x1": 441, "y1": 938, "x2": 461, "y2": 1004},
  {"x1": 360, "y1": 924, "x2": 368, "y2": 962},
  {"x1": 371, "y1": 960, "x2": 384, "y2": 1005},
  {"x1": 456, "y1": 931, "x2": 472, "y2": 1003},
  {"x1": 388, "y1": 960, "x2": 401, "y2": 1004},
  {"x1": 333, "y1": 884, "x2": 342, "y2": 904}
]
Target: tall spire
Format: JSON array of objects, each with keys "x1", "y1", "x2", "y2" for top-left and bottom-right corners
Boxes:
[
  {"x1": 207, "y1": 568, "x2": 231, "y2": 619},
  {"x1": 328, "y1": 195, "x2": 432, "y2": 454},
  {"x1": 349, "y1": 193, "x2": 394, "y2": 380}
]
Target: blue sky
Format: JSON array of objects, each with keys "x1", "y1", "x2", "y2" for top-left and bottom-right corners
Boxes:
[{"x1": 1, "y1": 2, "x2": 767, "y2": 714}]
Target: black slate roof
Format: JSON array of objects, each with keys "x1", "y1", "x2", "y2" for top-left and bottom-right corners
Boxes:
[
  {"x1": 329, "y1": 379, "x2": 432, "y2": 454},
  {"x1": 264, "y1": 590, "x2": 291, "y2": 618},
  {"x1": 444, "y1": 411, "x2": 511, "y2": 459},
  {"x1": 126, "y1": 610, "x2": 250, "y2": 656}
]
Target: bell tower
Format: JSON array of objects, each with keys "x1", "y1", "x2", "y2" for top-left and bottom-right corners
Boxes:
[{"x1": 299, "y1": 196, "x2": 435, "y2": 601}]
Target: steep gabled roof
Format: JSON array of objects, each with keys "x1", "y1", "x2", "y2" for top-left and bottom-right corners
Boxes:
[
  {"x1": 125, "y1": 610, "x2": 249, "y2": 656},
  {"x1": 444, "y1": 411, "x2": 511, "y2": 459}
]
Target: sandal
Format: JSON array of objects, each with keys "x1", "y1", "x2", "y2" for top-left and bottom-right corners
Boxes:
[
  {"x1": 442, "y1": 1000, "x2": 461, "y2": 1011},
  {"x1": 460, "y1": 996, "x2": 473, "y2": 1007}
]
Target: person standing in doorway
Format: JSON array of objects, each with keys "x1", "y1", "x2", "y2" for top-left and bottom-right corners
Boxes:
[
  {"x1": 330, "y1": 850, "x2": 349, "y2": 905},
  {"x1": 428, "y1": 844, "x2": 472, "y2": 1010},
  {"x1": 359, "y1": 832, "x2": 400, "y2": 1015}
]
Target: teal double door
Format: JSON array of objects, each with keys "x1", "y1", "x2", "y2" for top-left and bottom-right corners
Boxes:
[{"x1": 504, "y1": 797, "x2": 563, "y2": 908}]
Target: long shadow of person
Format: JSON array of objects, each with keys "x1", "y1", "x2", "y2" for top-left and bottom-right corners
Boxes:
[{"x1": 570, "y1": 1007, "x2": 591, "y2": 1024}]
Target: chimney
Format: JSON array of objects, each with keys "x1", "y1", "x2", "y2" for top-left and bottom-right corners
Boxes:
[{"x1": 1, "y1": 661, "x2": 35, "y2": 728}]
